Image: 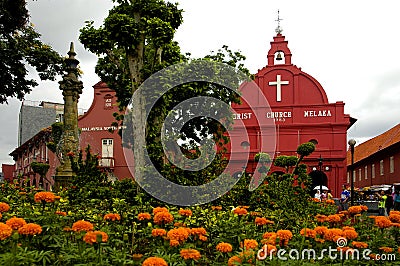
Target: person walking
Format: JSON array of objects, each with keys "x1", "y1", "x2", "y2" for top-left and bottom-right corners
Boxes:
[
  {"x1": 314, "y1": 190, "x2": 321, "y2": 201},
  {"x1": 385, "y1": 191, "x2": 393, "y2": 216},
  {"x1": 377, "y1": 190, "x2": 387, "y2": 216},
  {"x1": 327, "y1": 190, "x2": 333, "y2": 200},
  {"x1": 339, "y1": 185, "x2": 350, "y2": 211},
  {"x1": 394, "y1": 191, "x2": 400, "y2": 211}
]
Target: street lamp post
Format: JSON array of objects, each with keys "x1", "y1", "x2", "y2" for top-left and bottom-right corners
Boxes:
[
  {"x1": 318, "y1": 155, "x2": 324, "y2": 195},
  {"x1": 348, "y1": 139, "x2": 356, "y2": 206}
]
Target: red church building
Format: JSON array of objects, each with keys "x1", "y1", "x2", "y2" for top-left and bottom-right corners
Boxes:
[
  {"x1": 9, "y1": 82, "x2": 132, "y2": 189},
  {"x1": 228, "y1": 31, "x2": 355, "y2": 197}
]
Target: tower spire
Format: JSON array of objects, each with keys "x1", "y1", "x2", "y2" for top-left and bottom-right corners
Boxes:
[{"x1": 275, "y1": 10, "x2": 283, "y2": 35}]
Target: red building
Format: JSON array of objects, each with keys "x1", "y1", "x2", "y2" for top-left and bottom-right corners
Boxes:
[
  {"x1": 1, "y1": 164, "x2": 15, "y2": 182},
  {"x1": 9, "y1": 32, "x2": 355, "y2": 197},
  {"x1": 346, "y1": 123, "x2": 400, "y2": 188},
  {"x1": 227, "y1": 32, "x2": 355, "y2": 197},
  {"x1": 9, "y1": 82, "x2": 132, "y2": 189}
]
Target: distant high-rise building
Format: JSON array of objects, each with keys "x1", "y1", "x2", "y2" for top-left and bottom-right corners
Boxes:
[{"x1": 18, "y1": 101, "x2": 64, "y2": 146}]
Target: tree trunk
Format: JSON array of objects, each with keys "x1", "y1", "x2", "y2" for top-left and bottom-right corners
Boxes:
[{"x1": 129, "y1": 11, "x2": 146, "y2": 183}]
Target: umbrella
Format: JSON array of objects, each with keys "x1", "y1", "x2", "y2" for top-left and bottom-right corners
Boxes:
[{"x1": 313, "y1": 185, "x2": 329, "y2": 191}]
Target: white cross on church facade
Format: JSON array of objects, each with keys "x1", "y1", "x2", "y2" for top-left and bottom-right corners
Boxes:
[{"x1": 268, "y1": 74, "x2": 289, "y2": 102}]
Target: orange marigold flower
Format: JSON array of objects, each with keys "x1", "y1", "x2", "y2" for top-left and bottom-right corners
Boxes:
[
  {"x1": 180, "y1": 248, "x2": 201, "y2": 260},
  {"x1": 228, "y1": 256, "x2": 242, "y2": 266},
  {"x1": 300, "y1": 228, "x2": 316, "y2": 238},
  {"x1": 352, "y1": 241, "x2": 368, "y2": 249},
  {"x1": 18, "y1": 223, "x2": 42, "y2": 235},
  {"x1": 0, "y1": 223, "x2": 12, "y2": 240},
  {"x1": 34, "y1": 191, "x2": 55, "y2": 203},
  {"x1": 167, "y1": 227, "x2": 190, "y2": 243},
  {"x1": 379, "y1": 247, "x2": 393, "y2": 253},
  {"x1": 391, "y1": 223, "x2": 400, "y2": 227},
  {"x1": 327, "y1": 214, "x2": 341, "y2": 223},
  {"x1": 63, "y1": 227, "x2": 72, "y2": 232},
  {"x1": 104, "y1": 213, "x2": 121, "y2": 221},
  {"x1": 0, "y1": 213, "x2": 2, "y2": 219},
  {"x1": 191, "y1": 227, "x2": 207, "y2": 236},
  {"x1": 83, "y1": 230, "x2": 108, "y2": 244},
  {"x1": 152, "y1": 207, "x2": 168, "y2": 214},
  {"x1": 250, "y1": 211, "x2": 262, "y2": 216},
  {"x1": 55, "y1": 211, "x2": 67, "y2": 216},
  {"x1": 255, "y1": 217, "x2": 271, "y2": 226},
  {"x1": 54, "y1": 196, "x2": 61, "y2": 201},
  {"x1": 216, "y1": 242, "x2": 233, "y2": 253},
  {"x1": 0, "y1": 202, "x2": 10, "y2": 213},
  {"x1": 199, "y1": 235, "x2": 207, "y2": 241},
  {"x1": 152, "y1": 228, "x2": 167, "y2": 237},
  {"x1": 233, "y1": 207, "x2": 248, "y2": 216},
  {"x1": 6, "y1": 217, "x2": 26, "y2": 230},
  {"x1": 72, "y1": 220, "x2": 94, "y2": 232},
  {"x1": 277, "y1": 230, "x2": 292, "y2": 246},
  {"x1": 262, "y1": 232, "x2": 277, "y2": 244},
  {"x1": 389, "y1": 211, "x2": 400, "y2": 216},
  {"x1": 389, "y1": 214, "x2": 400, "y2": 223},
  {"x1": 311, "y1": 198, "x2": 321, "y2": 203},
  {"x1": 343, "y1": 229, "x2": 358, "y2": 240},
  {"x1": 315, "y1": 214, "x2": 327, "y2": 223},
  {"x1": 178, "y1": 209, "x2": 192, "y2": 217},
  {"x1": 137, "y1": 212, "x2": 151, "y2": 221},
  {"x1": 314, "y1": 226, "x2": 328, "y2": 236},
  {"x1": 342, "y1": 226, "x2": 355, "y2": 231},
  {"x1": 375, "y1": 216, "x2": 392, "y2": 228},
  {"x1": 324, "y1": 228, "x2": 343, "y2": 241},
  {"x1": 242, "y1": 239, "x2": 258, "y2": 250},
  {"x1": 212, "y1": 206, "x2": 222, "y2": 211},
  {"x1": 277, "y1": 230, "x2": 293, "y2": 240},
  {"x1": 153, "y1": 211, "x2": 174, "y2": 225},
  {"x1": 360, "y1": 205, "x2": 368, "y2": 211},
  {"x1": 325, "y1": 199, "x2": 335, "y2": 205},
  {"x1": 142, "y1": 256, "x2": 168, "y2": 266},
  {"x1": 169, "y1": 239, "x2": 180, "y2": 247},
  {"x1": 348, "y1": 206, "x2": 363, "y2": 214}
]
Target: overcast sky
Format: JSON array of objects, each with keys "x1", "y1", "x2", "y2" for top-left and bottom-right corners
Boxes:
[{"x1": 2, "y1": 0, "x2": 400, "y2": 168}]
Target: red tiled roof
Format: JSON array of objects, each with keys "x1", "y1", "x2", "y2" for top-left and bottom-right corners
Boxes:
[{"x1": 347, "y1": 123, "x2": 400, "y2": 165}]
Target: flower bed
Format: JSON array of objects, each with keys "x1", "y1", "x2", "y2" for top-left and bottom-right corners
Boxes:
[{"x1": 0, "y1": 181, "x2": 399, "y2": 265}]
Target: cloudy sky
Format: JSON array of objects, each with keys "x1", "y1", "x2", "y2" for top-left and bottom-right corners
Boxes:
[{"x1": 2, "y1": 0, "x2": 400, "y2": 168}]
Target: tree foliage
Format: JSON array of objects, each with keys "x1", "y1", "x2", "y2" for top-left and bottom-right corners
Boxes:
[
  {"x1": 79, "y1": 0, "x2": 251, "y2": 186},
  {"x1": 0, "y1": 0, "x2": 62, "y2": 103}
]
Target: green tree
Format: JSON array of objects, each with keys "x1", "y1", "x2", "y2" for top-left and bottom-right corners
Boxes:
[
  {"x1": 79, "y1": 0, "x2": 184, "y2": 183},
  {"x1": 0, "y1": 0, "x2": 62, "y2": 103},
  {"x1": 79, "y1": 0, "x2": 250, "y2": 189}
]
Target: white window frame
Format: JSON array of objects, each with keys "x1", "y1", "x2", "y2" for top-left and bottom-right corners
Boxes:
[
  {"x1": 390, "y1": 156, "x2": 394, "y2": 173},
  {"x1": 364, "y1": 165, "x2": 368, "y2": 180},
  {"x1": 372, "y1": 164, "x2": 375, "y2": 179}
]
